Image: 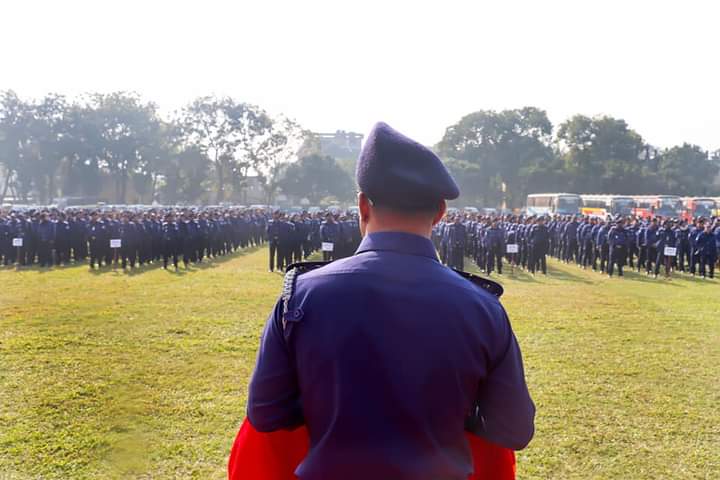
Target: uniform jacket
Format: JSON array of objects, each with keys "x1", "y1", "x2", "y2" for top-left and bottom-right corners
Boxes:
[{"x1": 248, "y1": 232, "x2": 534, "y2": 480}]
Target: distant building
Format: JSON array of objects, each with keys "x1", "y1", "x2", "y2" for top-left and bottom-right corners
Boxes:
[{"x1": 313, "y1": 131, "x2": 364, "y2": 161}]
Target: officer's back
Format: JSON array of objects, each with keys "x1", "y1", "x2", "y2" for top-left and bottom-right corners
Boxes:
[{"x1": 248, "y1": 123, "x2": 534, "y2": 480}]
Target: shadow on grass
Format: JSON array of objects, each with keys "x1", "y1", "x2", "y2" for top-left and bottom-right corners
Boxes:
[{"x1": 6, "y1": 244, "x2": 266, "y2": 276}]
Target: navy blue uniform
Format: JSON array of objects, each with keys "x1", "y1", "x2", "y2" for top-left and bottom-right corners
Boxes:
[
  {"x1": 528, "y1": 223, "x2": 550, "y2": 274},
  {"x1": 248, "y1": 232, "x2": 534, "y2": 480},
  {"x1": 319, "y1": 220, "x2": 339, "y2": 262},
  {"x1": 695, "y1": 230, "x2": 717, "y2": 278},
  {"x1": 607, "y1": 224, "x2": 630, "y2": 276},
  {"x1": 447, "y1": 222, "x2": 467, "y2": 270}
]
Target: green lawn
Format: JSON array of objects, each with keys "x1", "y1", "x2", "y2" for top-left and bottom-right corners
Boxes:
[{"x1": 1, "y1": 249, "x2": 718, "y2": 479}]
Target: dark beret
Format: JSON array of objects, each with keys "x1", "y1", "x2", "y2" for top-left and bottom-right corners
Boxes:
[{"x1": 356, "y1": 122, "x2": 459, "y2": 209}]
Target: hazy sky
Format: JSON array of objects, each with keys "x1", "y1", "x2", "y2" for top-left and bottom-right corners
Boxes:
[{"x1": 2, "y1": 0, "x2": 718, "y2": 149}]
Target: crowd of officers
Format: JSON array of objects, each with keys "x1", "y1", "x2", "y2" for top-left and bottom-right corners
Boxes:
[
  {"x1": 0, "y1": 207, "x2": 363, "y2": 273},
  {"x1": 0, "y1": 207, "x2": 271, "y2": 270},
  {"x1": 435, "y1": 214, "x2": 720, "y2": 279},
  {"x1": 266, "y1": 210, "x2": 361, "y2": 272}
]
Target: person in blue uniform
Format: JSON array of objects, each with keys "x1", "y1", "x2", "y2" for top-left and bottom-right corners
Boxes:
[
  {"x1": 247, "y1": 122, "x2": 535, "y2": 480},
  {"x1": 87, "y1": 212, "x2": 108, "y2": 269},
  {"x1": 694, "y1": 223, "x2": 716, "y2": 279},
  {"x1": 161, "y1": 213, "x2": 180, "y2": 270},
  {"x1": 484, "y1": 218, "x2": 505, "y2": 274},
  {"x1": 266, "y1": 210, "x2": 283, "y2": 272},
  {"x1": 54, "y1": 212, "x2": 72, "y2": 266},
  {"x1": 607, "y1": 218, "x2": 630, "y2": 277},
  {"x1": 643, "y1": 218, "x2": 659, "y2": 276},
  {"x1": 528, "y1": 216, "x2": 550, "y2": 275},
  {"x1": 447, "y1": 215, "x2": 467, "y2": 270},
  {"x1": 675, "y1": 220, "x2": 690, "y2": 272},
  {"x1": 35, "y1": 211, "x2": 55, "y2": 267},
  {"x1": 319, "y1": 212, "x2": 338, "y2": 262},
  {"x1": 595, "y1": 219, "x2": 610, "y2": 273},
  {"x1": 653, "y1": 220, "x2": 677, "y2": 278}
]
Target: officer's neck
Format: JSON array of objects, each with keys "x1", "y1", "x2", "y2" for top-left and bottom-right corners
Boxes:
[{"x1": 363, "y1": 219, "x2": 433, "y2": 239}]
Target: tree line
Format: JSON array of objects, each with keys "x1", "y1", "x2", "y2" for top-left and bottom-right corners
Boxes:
[
  {"x1": 0, "y1": 91, "x2": 352, "y2": 206},
  {"x1": 437, "y1": 107, "x2": 720, "y2": 208},
  {"x1": 1, "y1": 92, "x2": 718, "y2": 208}
]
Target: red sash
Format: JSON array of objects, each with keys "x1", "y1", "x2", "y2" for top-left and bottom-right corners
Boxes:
[{"x1": 228, "y1": 419, "x2": 515, "y2": 479}]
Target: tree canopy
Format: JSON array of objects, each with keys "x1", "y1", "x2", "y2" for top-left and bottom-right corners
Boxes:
[{"x1": 1, "y1": 91, "x2": 718, "y2": 207}]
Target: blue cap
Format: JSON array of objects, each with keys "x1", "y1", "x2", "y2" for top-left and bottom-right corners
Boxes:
[{"x1": 356, "y1": 122, "x2": 459, "y2": 210}]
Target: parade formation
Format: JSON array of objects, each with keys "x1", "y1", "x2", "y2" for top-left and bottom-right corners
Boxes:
[
  {"x1": 436, "y1": 210, "x2": 720, "y2": 279},
  {"x1": 2, "y1": 203, "x2": 718, "y2": 280},
  {"x1": 0, "y1": 206, "x2": 362, "y2": 272}
]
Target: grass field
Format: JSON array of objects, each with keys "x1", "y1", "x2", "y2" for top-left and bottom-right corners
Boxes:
[{"x1": 1, "y1": 248, "x2": 718, "y2": 479}]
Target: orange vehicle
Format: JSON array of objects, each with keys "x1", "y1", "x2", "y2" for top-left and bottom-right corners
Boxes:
[
  {"x1": 682, "y1": 197, "x2": 717, "y2": 220},
  {"x1": 632, "y1": 195, "x2": 683, "y2": 219},
  {"x1": 580, "y1": 194, "x2": 635, "y2": 218}
]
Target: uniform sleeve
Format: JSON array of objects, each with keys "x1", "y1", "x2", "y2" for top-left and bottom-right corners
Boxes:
[
  {"x1": 474, "y1": 308, "x2": 535, "y2": 450},
  {"x1": 247, "y1": 299, "x2": 304, "y2": 432}
]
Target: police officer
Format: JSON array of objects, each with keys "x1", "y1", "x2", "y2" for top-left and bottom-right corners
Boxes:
[
  {"x1": 484, "y1": 218, "x2": 505, "y2": 275},
  {"x1": 161, "y1": 213, "x2": 180, "y2": 270},
  {"x1": 247, "y1": 122, "x2": 534, "y2": 479},
  {"x1": 35, "y1": 211, "x2": 55, "y2": 267},
  {"x1": 528, "y1": 216, "x2": 550, "y2": 275},
  {"x1": 643, "y1": 218, "x2": 660, "y2": 276},
  {"x1": 54, "y1": 212, "x2": 73, "y2": 266},
  {"x1": 266, "y1": 210, "x2": 283, "y2": 272},
  {"x1": 87, "y1": 212, "x2": 108, "y2": 269},
  {"x1": 694, "y1": 223, "x2": 716, "y2": 279},
  {"x1": 607, "y1": 218, "x2": 629, "y2": 277},
  {"x1": 446, "y1": 214, "x2": 467, "y2": 270},
  {"x1": 319, "y1": 212, "x2": 338, "y2": 262},
  {"x1": 654, "y1": 220, "x2": 677, "y2": 278}
]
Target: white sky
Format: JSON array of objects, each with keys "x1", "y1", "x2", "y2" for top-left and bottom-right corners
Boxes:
[{"x1": 1, "y1": 0, "x2": 718, "y2": 150}]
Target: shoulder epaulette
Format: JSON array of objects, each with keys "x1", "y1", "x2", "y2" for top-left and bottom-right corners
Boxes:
[
  {"x1": 452, "y1": 269, "x2": 504, "y2": 298},
  {"x1": 281, "y1": 261, "x2": 330, "y2": 330}
]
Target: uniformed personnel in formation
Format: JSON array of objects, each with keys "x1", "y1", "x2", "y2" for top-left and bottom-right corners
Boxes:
[
  {"x1": 247, "y1": 122, "x2": 535, "y2": 479},
  {"x1": 432, "y1": 211, "x2": 719, "y2": 279},
  {"x1": 0, "y1": 206, "x2": 268, "y2": 271}
]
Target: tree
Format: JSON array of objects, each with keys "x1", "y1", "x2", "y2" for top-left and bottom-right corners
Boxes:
[
  {"x1": 655, "y1": 144, "x2": 719, "y2": 196},
  {"x1": 26, "y1": 94, "x2": 73, "y2": 203},
  {"x1": 84, "y1": 92, "x2": 161, "y2": 203},
  {"x1": 278, "y1": 154, "x2": 354, "y2": 204},
  {"x1": 0, "y1": 91, "x2": 31, "y2": 203},
  {"x1": 182, "y1": 96, "x2": 271, "y2": 203},
  {"x1": 437, "y1": 107, "x2": 554, "y2": 207},
  {"x1": 254, "y1": 117, "x2": 308, "y2": 205},
  {"x1": 557, "y1": 115, "x2": 645, "y2": 194},
  {"x1": 159, "y1": 144, "x2": 210, "y2": 204}
]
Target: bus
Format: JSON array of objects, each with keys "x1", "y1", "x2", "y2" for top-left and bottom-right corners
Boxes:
[
  {"x1": 580, "y1": 194, "x2": 636, "y2": 218},
  {"x1": 632, "y1": 195, "x2": 683, "y2": 219},
  {"x1": 682, "y1": 197, "x2": 717, "y2": 220},
  {"x1": 525, "y1": 193, "x2": 582, "y2": 216}
]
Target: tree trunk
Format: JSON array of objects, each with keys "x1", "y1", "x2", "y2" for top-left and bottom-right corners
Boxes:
[
  {"x1": 216, "y1": 152, "x2": 224, "y2": 203},
  {"x1": 0, "y1": 167, "x2": 11, "y2": 204},
  {"x1": 48, "y1": 173, "x2": 55, "y2": 204},
  {"x1": 119, "y1": 162, "x2": 128, "y2": 204},
  {"x1": 150, "y1": 172, "x2": 158, "y2": 204}
]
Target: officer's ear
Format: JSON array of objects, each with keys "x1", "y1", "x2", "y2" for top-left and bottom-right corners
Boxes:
[{"x1": 431, "y1": 201, "x2": 447, "y2": 227}]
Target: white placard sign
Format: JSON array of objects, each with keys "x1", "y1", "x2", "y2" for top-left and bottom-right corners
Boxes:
[
  {"x1": 664, "y1": 247, "x2": 677, "y2": 257},
  {"x1": 12, "y1": 238, "x2": 23, "y2": 247},
  {"x1": 321, "y1": 242, "x2": 334, "y2": 252},
  {"x1": 110, "y1": 239, "x2": 122, "y2": 249},
  {"x1": 506, "y1": 244, "x2": 519, "y2": 254}
]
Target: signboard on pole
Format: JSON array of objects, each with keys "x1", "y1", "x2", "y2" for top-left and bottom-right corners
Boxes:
[
  {"x1": 506, "y1": 244, "x2": 519, "y2": 254},
  {"x1": 12, "y1": 238, "x2": 23, "y2": 248},
  {"x1": 664, "y1": 247, "x2": 677, "y2": 257},
  {"x1": 321, "y1": 242, "x2": 334, "y2": 252},
  {"x1": 110, "y1": 239, "x2": 122, "y2": 249}
]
